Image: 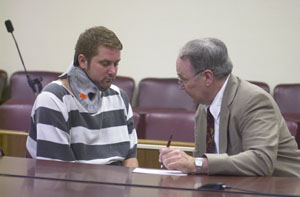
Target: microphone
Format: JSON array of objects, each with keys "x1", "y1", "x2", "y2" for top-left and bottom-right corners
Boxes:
[
  {"x1": 5, "y1": 20, "x2": 14, "y2": 33},
  {"x1": 4, "y1": 19, "x2": 43, "y2": 95},
  {"x1": 198, "y1": 183, "x2": 227, "y2": 191}
]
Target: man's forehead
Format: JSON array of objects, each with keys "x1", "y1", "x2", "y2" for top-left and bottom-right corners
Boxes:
[
  {"x1": 177, "y1": 58, "x2": 192, "y2": 74},
  {"x1": 97, "y1": 45, "x2": 120, "y2": 52},
  {"x1": 177, "y1": 56, "x2": 192, "y2": 68},
  {"x1": 96, "y1": 46, "x2": 120, "y2": 58}
]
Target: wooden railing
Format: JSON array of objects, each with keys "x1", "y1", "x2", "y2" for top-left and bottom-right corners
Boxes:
[
  {"x1": 0, "y1": 129, "x2": 195, "y2": 168},
  {"x1": 0, "y1": 129, "x2": 28, "y2": 157}
]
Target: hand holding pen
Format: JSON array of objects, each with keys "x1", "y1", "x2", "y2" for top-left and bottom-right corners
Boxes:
[{"x1": 160, "y1": 134, "x2": 173, "y2": 168}]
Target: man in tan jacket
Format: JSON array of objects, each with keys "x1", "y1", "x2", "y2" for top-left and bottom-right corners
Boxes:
[{"x1": 159, "y1": 38, "x2": 300, "y2": 176}]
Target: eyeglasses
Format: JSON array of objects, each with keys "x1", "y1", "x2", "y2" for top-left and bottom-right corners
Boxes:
[{"x1": 177, "y1": 70, "x2": 203, "y2": 87}]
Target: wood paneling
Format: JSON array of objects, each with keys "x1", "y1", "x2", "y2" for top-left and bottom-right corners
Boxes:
[
  {"x1": 0, "y1": 130, "x2": 195, "y2": 168},
  {"x1": 0, "y1": 130, "x2": 27, "y2": 157}
]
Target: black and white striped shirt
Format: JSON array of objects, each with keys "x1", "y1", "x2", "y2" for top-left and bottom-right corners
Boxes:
[{"x1": 26, "y1": 80, "x2": 137, "y2": 165}]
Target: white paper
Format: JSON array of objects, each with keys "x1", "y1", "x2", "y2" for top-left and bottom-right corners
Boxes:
[{"x1": 133, "y1": 168, "x2": 187, "y2": 176}]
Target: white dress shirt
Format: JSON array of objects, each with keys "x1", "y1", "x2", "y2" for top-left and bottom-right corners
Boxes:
[{"x1": 205, "y1": 75, "x2": 230, "y2": 154}]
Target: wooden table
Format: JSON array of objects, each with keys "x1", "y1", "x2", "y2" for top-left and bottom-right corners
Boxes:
[{"x1": 0, "y1": 156, "x2": 299, "y2": 197}]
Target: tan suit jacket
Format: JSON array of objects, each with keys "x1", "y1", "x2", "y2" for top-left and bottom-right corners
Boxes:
[{"x1": 194, "y1": 75, "x2": 300, "y2": 176}]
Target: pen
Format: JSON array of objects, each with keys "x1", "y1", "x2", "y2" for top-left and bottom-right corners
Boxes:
[{"x1": 160, "y1": 134, "x2": 173, "y2": 168}]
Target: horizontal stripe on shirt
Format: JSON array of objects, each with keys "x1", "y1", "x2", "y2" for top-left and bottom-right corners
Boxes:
[{"x1": 27, "y1": 81, "x2": 137, "y2": 164}]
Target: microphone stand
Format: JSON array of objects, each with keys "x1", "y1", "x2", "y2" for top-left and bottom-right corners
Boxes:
[{"x1": 7, "y1": 21, "x2": 43, "y2": 95}]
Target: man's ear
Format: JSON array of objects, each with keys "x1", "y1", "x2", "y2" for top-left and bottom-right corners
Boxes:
[
  {"x1": 78, "y1": 54, "x2": 88, "y2": 70},
  {"x1": 203, "y1": 69, "x2": 214, "y2": 87}
]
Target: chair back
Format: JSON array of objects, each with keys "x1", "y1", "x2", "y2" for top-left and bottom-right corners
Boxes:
[
  {"x1": 137, "y1": 78, "x2": 196, "y2": 111},
  {"x1": 248, "y1": 81, "x2": 270, "y2": 93},
  {"x1": 113, "y1": 76, "x2": 135, "y2": 103},
  {"x1": 9, "y1": 71, "x2": 61, "y2": 100},
  {"x1": 0, "y1": 99, "x2": 33, "y2": 131},
  {"x1": 143, "y1": 110, "x2": 195, "y2": 142},
  {"x1": 274, "y1": 84, "x2": 300, "y2": 114}
]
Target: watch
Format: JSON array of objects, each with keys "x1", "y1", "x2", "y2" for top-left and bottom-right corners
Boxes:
[{"x1": 195, "y1": 158, "x2": 203, "y2": 174}]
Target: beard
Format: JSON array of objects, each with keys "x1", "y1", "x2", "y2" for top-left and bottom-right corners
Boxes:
[{"x1": 94, "y1": 75, "x2": 116, "y2": 91}]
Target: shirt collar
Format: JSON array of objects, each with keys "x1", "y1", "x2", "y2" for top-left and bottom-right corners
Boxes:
[{"x1": 206, "y1": 75, "x2": 230, "y2": 119}]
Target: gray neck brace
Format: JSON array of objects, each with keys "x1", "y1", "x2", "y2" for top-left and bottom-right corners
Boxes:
[{"x1": 60, "y1": 65, "x2": 102, "y2": 113}]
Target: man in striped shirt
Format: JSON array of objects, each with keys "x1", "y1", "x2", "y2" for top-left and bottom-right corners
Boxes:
[{"x1": 26, "y1": 26, "x2": 138, "y2": 167}]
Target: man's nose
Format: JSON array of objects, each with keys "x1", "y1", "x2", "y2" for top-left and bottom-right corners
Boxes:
[
  {"x1": 108, "y1": 65, "x2": 116, "y2": 75},
  {"x1": 178, "y1": 84, "x2": 185, "y2": 90}
]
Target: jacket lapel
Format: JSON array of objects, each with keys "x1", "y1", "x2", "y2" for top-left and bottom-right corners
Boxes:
[
  {"x1": 218, "y1": 75, "x2": 239, "y2": 153},
  {"x1": 194, "y1": 104, "x2": 207, "y2": 156}
]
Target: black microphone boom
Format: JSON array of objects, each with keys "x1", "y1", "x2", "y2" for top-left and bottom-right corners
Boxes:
[{"x1": 5, "y1": 19, "x2": 43, "y2": 95}]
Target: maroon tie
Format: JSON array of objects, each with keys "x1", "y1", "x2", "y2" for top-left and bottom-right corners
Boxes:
[{"x1": 206, "y1": 107, "x2": 216, "y2": 153}]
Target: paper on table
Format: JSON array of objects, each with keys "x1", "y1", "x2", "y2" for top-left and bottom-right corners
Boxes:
[{"x1": 133, "y1": 168, "x2": 187, "y2": 176}]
